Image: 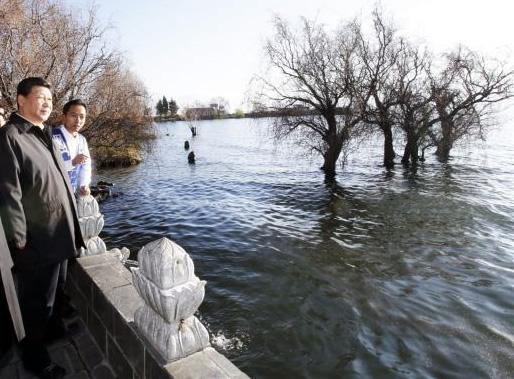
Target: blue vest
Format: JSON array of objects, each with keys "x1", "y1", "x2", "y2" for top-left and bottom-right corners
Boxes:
[{"x1": 52, "y1": 127, "x2": 80, "y2": 191}]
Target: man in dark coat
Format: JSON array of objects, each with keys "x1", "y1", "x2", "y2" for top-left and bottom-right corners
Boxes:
[{"x1": 0, "y1": 77, "x2": 84, "y2": 378}]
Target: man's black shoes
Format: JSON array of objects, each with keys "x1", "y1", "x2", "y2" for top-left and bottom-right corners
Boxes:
[
  {"x1": 24, "y1": 361, "x2": 66, "y2": 379},
  {"x1": 20, "y1": 339, "x2": 66, "y2": 379}
]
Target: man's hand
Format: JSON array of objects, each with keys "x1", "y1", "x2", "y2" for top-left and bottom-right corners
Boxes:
[
  {"x1": 72, "y1": 153, "x2": 89, "y2": 166},
  {"x1": 15, "y1": 241, "x2": 26, "y2": 250},
  {"x1": 79, "y1": 185, "x2": 91, "y2": 196}
]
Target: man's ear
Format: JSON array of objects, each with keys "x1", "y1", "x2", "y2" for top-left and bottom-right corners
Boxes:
[{"x1": 17, "y1": 95, "x2": 25, "y2": 110}]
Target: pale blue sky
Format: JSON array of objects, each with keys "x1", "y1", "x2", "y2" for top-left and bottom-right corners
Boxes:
[{"x1": 65, "y1": 0, "x2": 513, "y2": 112}]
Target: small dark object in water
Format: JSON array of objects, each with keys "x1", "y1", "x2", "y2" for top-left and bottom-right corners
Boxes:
[
  {"x1": 90, "y1": 185, "x2": 111, "y2": 202},
  {"x1": 166, "y1": 133, "x2": 170, "y2": 136},
  {"x1": 188, "y1": 151, "x2": 195, "y2": 164},
  {"x1": 184, "y1": 141, "x2": 190, "y2": 150},
  {"x1": 97, "y1": 180, "x2": 114, "y2": 187},
  {"x1": 190, "y1": 126, "x2": 197, "y2": 137}
]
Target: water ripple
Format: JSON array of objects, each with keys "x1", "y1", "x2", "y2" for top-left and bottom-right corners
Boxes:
[{"x1": 97, "y1": 119, "x2": 514, "y2": 378}]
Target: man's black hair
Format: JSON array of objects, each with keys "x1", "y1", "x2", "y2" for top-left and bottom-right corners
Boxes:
[
  {"x1": 16, "y1": 77, "x2": 52, "y2": 97},
  {"x1": 63, "y1": 99, "x2": 87, "y2": 114}
]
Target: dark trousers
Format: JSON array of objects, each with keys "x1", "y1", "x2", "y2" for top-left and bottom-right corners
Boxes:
[
  {"x1": 55, "y1": 259, "x2": 68, "y2": 310},
  {"x1": 16, "y1": 262, "x2": 62, "y2": 350}
]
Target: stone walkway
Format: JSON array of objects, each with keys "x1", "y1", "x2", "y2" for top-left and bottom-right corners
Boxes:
[{"x1": 0, "y1": 317, "x2": 116, "y2": 379}]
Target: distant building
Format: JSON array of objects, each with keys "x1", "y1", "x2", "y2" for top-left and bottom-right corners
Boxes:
[
  {"x1": 291, "y1": 104, "x2": 310, "y2": 111},
  {"x1": 184, "y1": 107, "x2": 216, "y2": 120},
  {"x1": 209, "y1": 103, "x2": 226, "y2": 116}
]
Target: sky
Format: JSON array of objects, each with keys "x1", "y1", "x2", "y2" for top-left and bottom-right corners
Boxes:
[{"x1": 64, "y1": 0, "x2": 514, "y2": 113}]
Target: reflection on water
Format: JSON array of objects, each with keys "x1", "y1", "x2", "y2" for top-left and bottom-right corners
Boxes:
[{"x1": 97, "y1": 119, "x2": 514, "y2": 378}]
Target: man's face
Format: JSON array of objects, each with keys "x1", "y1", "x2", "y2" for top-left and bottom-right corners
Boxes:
[
  {"x1": 17, "y1": 86, "x2": 53, "y2": 124},
  {"x1": 63, "y1": 104, "x2": 86, "y2": 135}
]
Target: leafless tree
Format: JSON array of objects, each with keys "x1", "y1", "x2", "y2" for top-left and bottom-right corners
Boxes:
[
  {"x1": 392, "y1": 43, "x2": 434, "y2": 165},
  {"x1": 427, "y1": 47, "x2": 513, "y2": 161},
  {"x1": 254, "y1": 10, "x2": 513, "y2": 173},
  {"x1": 357, "y1": 9, "x2": 403, "y2": 168},
  {"x1": 255, "y1": 16, "x2": 369, "y2": 178},
  {"x1": 81, "y1": 61, "x2": 154, "y2": 166},
  {"x1": 0, "y1": 0, "x2": 153, "y2": 165}
]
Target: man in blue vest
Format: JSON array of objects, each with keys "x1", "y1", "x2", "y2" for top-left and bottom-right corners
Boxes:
[
  {"x1": 51, "y1": 99, "x2": 92, "y2": 342},
  {"x1": 52, "y1": 99, "x2": 91, "y2": 196}
]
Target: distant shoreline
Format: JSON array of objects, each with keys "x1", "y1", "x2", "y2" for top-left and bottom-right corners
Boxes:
[{"x1": 153, "y1": 109, "x2": 318, "y2": 123}]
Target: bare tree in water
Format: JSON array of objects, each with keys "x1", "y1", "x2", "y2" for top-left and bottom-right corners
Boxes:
[
  {"x1": 255, "y1": 16, "x2": 370, "y2": 178},
  {"x1": 254, "y1": 10, "x2": 513, "y2": 172},
  {"x1": 357, "y1": 9, "x2": 404, "y2": 168},
  {"x1": 427, "y1": 47, "x2": 513, "y2": 161}
]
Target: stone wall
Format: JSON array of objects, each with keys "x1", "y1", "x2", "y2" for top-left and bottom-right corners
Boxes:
[
  {"x1": 67, "y1": 252, "x2": 249, "y2": 379},
  {"x1": 68, "y1": 195, "x2": 249, "y2": 378}
]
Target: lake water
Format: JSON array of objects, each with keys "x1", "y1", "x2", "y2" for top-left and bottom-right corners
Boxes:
[{"x1": 96, "y1": 118, "x2": 514, "y2": 378}]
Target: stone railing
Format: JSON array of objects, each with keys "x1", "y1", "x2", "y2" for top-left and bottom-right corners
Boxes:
[
  {"x1": 69, "y1": 195, "x2": 249, "y2": 378},
  {"x1": 77, "y1": 195, "x2": 129, "y2": 261}
]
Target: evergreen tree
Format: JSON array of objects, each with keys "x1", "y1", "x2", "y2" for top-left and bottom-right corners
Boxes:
[
  {"x1": 156, "y1": 99, "x2": 163, "y2": 115},
  {"x1": 162, "y1": 96, "x2": 169, "y2": 115},
  {"x1": 168, "y1": 98, "x2": 178, "y2": 116}
]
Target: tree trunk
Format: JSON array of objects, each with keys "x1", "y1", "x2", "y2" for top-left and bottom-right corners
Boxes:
[
  {"x1": 401, "y1": 129, "x2": 419, "y2": 165},
  {"x1": 410, "y1": 138, "x2": 419, "y2": 164},
  {"x1": 321, "y1": 140, "x2": 342, "y2": 178},
  {"x1": 401, "y1": 141, "x2": 411, "y2": 165},
  {"x1": 321, "y1": 116, "x2": 342, "y2": 178},
  {"x1": 435, "y1": 119, "x2": 453, "y2": 161},
  {"x1": 382, "y1": 125, "x2": 395, "y2": 168},
  {"x1": 435, "y1": 144, "x2": 450, "y2": 161}
]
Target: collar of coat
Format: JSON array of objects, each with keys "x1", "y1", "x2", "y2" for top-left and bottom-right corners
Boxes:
[{"x1": 7, "y1": 113, "x2": 51, "y2": 137}]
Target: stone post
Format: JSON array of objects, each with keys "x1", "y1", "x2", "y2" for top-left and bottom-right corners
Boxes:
[
  {"x1": 131, "y1": 238, "x2": 210, "y2": 362},
  {"x1": 76, "y1": 195, "x2": 129, "y2": 261}
]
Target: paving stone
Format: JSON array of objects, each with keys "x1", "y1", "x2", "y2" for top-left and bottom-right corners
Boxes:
[
  {"x1": 62, "y1": 342, "x2": 85, "y2": 373},
  {"x1": 107, "y1": 283, "x2": 143, "y2": 324},
  {"x1": 165, "y1": 347, "x2": 250, "y2": 379},
  {"x1": 77, "y1": 254, "x2": 118, "y2": 269},
  {"x1": 111, "y1": 261, "x2": 133, "y2": 284},
  {"x1": 85, "y1": 264, "x2": 130, "y2": 293},
  {"x1": 49, "y1": 345, "x2": 74, "y2": 373},
  {"x1": 107, "y1": 335, "x2": 133, "y2": 379}
]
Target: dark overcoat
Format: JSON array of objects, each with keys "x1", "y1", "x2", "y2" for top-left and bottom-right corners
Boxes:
[{"x1": 0, "y1": 113, "x2": 84, "y2": 268}]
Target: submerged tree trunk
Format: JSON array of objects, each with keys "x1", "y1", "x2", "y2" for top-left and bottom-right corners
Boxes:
[
  {"x1": 401, "y1": 129, "x2": 419, "y2": 165},
  {"x1": 401, "y1": 141, "x2": 411, "y2": 165},
  {"x1": 435, "y1": 119, "x2": 453, "y2": 161},
  {"x1": 382, "y1": 125, "x2": 395, "y2": 168},
  {"x1": 321, "y1": 142, "x2": 342, "y2": 177},
  {"x1": 321, "y1": 115, "x2": 343, "y2": 178}
]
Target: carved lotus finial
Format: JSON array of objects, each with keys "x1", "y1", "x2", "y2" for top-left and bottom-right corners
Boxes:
[{"x1": 137, "y1": 238, "x2": 195, "y2": 288}]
